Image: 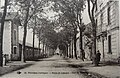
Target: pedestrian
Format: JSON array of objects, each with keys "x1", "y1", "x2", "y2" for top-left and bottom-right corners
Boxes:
[{"x1": 95, "y1": 50, "x2": 101, "y2": 66}]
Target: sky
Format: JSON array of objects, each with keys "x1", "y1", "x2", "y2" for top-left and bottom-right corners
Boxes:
[
  {"x1": 82, "y1": 3, "x2": 90, "y2": 24},
  {"x1": 0, "y1": 0, "x2": 4, "y2": 7}
]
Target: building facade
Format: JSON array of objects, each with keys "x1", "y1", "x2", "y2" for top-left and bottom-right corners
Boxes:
[
  {"x1": 1, "y1": 13, "x2": 43, "y2": 61},
  {"x1": 96, "y1": 0, "x2": 119, "y2": 61},
  {"x1": 2, "y1": 13, "x2": 20, "y2": 60}
]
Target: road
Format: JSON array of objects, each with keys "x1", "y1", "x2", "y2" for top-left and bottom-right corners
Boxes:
[{"x1": 0, "y1": 55, "x2": 86, "y2": 78}]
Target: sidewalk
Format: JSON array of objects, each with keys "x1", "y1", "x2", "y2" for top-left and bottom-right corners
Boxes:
[
  {"x1": 66, "y1": 58, "x2": 120, "y2": 78},
  {"x1": 0, "y1": 61, "x2": 35, "y2": 76}
]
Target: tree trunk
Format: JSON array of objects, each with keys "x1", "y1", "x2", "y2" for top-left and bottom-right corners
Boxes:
[
  {"x1": 79, "y1": 29, "x2": 85, "y2": 61},
  {"x1": 21, "y1": 6, "x2": 30, "y2": 63},
  {"x1": 89, "y1": 47, "x2": 92, "y2": 60},
  {"x1": 43, "y1": 41, "x2": 45, "y2": 55},
  {"x1": 102, "y1": 37, "x2": 105, "y2": 61},
  {"x1": 71, "y1": 40, "x2": 74, "y2": 58},
  {"x1": 66, "y1": 44, "x2": 68, "y2": 57},
  {"x1": 0, "y1": 0, "x2": 8, "y2": 67},
  {"x1": 87, "y1": 0, "x2": 97, "y2": 64},
  {"x1": 45, "y1": 45, "x2": 47, "y2": 55},
  {"x1": 32, "y1": 17, "x2": 36, "y2": 60},
  {"x1": 68, "y1": 45, "x2": 71, "y2": 58},
  {"x1": 69, "y1": 43, "x2": 71, "y2": 58},
  {"x1": 89, "y1": 21, "x2": 97, "y2": 65},
  {"x1": 21, "y1": 25, "x2": 27, "y2": 62},
  {"x1": 38, "y1": 33, "x2": 41, "y2": 56},
  {"x1": 92, "y1": 22, "x2": 97, "y2": 58},
  {"x1": 73, "y1": 31, "x2": 77, "y2": 59},
  {"x1": 78, "y1": 16, "x2": 85, "y2": 61},
  {"x1": 32, "y1": 27, "x2": 35, "y2": 59}
]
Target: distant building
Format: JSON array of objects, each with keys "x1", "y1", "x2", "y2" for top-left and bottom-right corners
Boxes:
[
  {"x1": 95, "y1": 0, "x2": 119, "y2": 61},
  {"x1": 83, "y1": 23, "x2": 93, "y2": 60}
]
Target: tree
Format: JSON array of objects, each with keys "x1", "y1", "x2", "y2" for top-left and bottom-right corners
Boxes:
[
  {"x1": 87, "y1": 0, "x2": 97, "y2": 64},
  {"x1": 28, "y1": 15, "x2": 38, "y2": 59},
  {"x1": 13, "y1": 0, "x2": 46, "y2": 62},
  {"x1": 21, "y1": 1, "x2": 30, "y2": 62},
  {"x1": 0, "y1": 0, "x2": 8, "y2": 67},
  {"x1": 31, "y1": 16, "x2": 37, "y2": 59},
  {"x1": 51, "y1": 0, "x2": 86, "y2": 59},
  {"x1": 35, "y1": 18, "x2": 59, "y2": 55},
  {"x1": 57, "y1": 23, "x2": 75, "y2": 57}
]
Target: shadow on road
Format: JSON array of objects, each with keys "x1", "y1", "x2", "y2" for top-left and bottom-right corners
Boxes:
[
  {"x1": 64, "y1": 58, "x2": 108, "y2": 78},
  {"x1": 0, "y1": 63, "x2": 34, "y2": 77}
]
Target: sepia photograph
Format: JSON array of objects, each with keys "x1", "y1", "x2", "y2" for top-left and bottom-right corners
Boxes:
[{"x1": 0, "y1": 0, "x2": 120, "y2": 78}]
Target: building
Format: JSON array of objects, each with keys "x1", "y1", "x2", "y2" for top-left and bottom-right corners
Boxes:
[
  {"x1": 2, "y1": 12, "x2": 20, "y2": 60},
  {"x1": 0, "y1": 12, "x2": 43, "y2": 61},
  {"x1": 95, "y1": 0, "x2": 119, "y2": 61},
  {"x1": 83, "y1": 23, "x2": 93, "y2": 60}
]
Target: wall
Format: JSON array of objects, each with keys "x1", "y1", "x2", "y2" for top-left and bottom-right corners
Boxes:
[
  {"x1": 11, "y1": 21, "x2": 20, "y2": 60},
  {"x1": 19, "y1": 27, "x2": 39, "y2": 48},
  {"x1": 3, "y1": 21, "x2": 11, "y2": 59},
  {"x1": 96, "y1": 1, "x2": 119, "y2": 61}
]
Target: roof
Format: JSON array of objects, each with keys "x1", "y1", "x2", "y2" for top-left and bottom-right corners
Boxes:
[
  {"x1": 0, "y1": 12, "x2": 21, "y2": 26},
  {"x1": 5, "y1": 12, "x2": 18, "y2": 20}
]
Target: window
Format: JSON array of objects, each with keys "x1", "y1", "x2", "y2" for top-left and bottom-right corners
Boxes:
[
  {"x1": 13, "y1": 47, "x2": 17, "y2": 54},
  {"x1": 14, "y1": 30, "x2": 17, "y2": 44},
  {"x1": 100, "y1": 13, "x2": 103, "y2": 26},
  {"x1": 96, "y1": 19, "x2": 98, "y2": 26},
  {"x1": 107, "y1": 6, "x2": 111, "y2": 25},
  {"x1": 108, "y1": 35, "x2": 112, "y2": 54}
]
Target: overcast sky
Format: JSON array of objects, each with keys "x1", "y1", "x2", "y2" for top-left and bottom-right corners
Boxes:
[{"x1": 82, "y1": 3, "x2": 90, "y2": 24}]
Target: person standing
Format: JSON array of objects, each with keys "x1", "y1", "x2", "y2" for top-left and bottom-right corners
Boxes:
[{"x1": 95, "y1": 50, "x2": 101, "y2": 66}]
